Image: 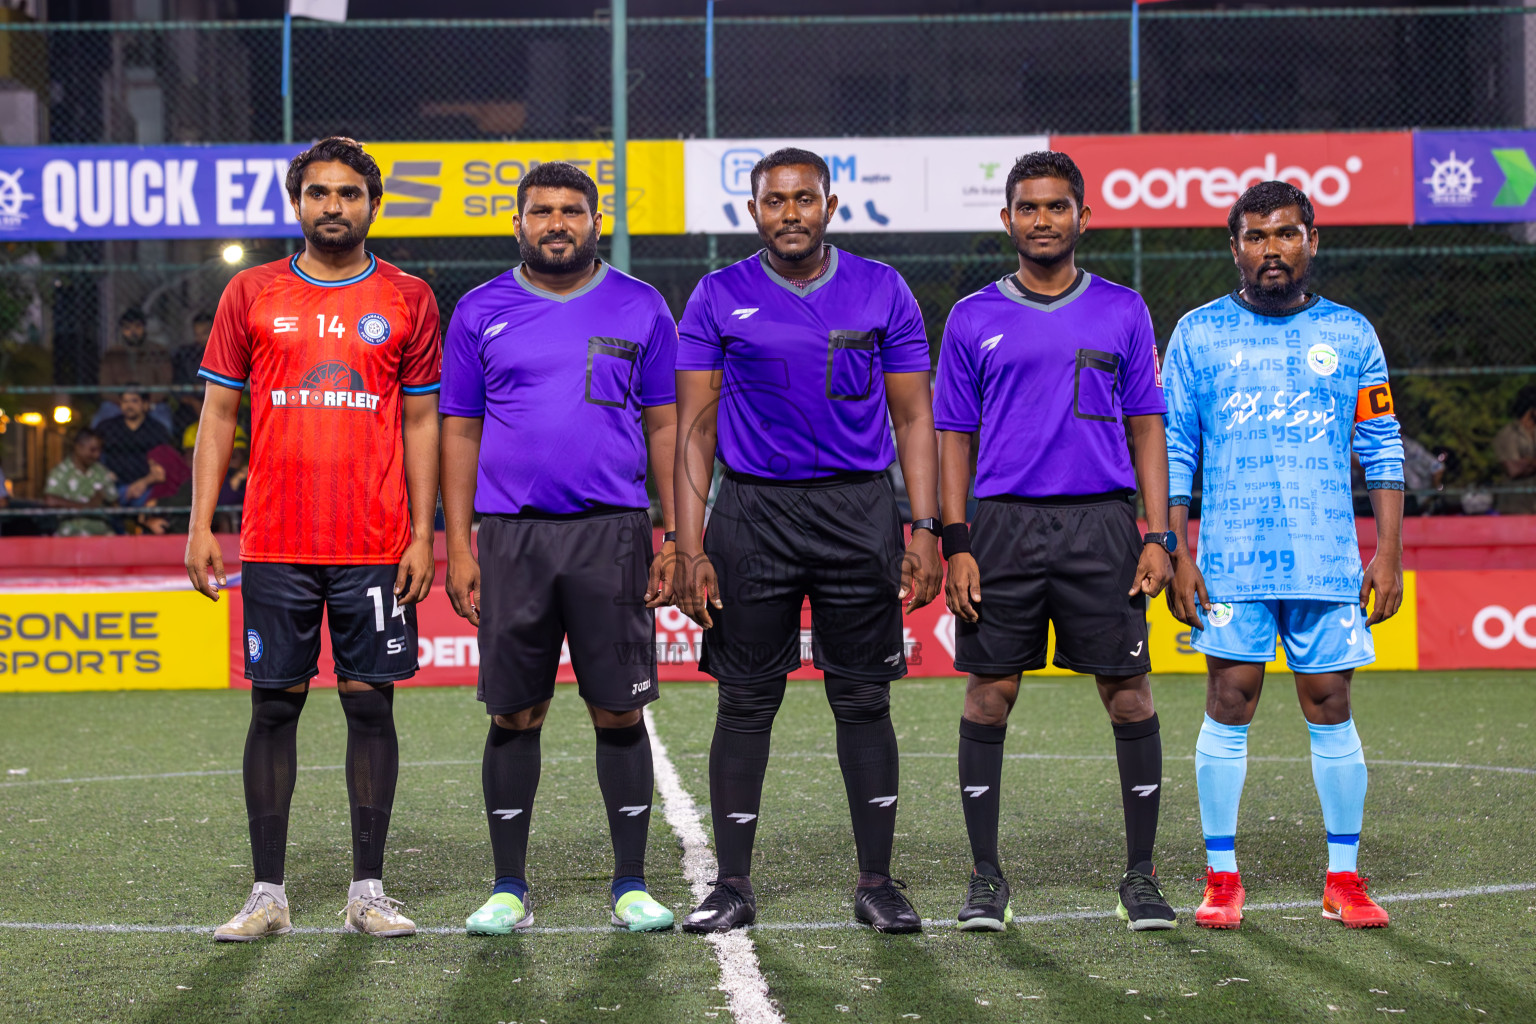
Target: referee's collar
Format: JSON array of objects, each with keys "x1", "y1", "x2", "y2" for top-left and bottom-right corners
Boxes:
[
  {"x1": 995, "y1": 269, "x2": 1092, "y2": 312},
  {"x1": 513, "y1": 259, "x2": 609, "y2": 303},
  {"x1": 757, "y1": 245, "x2": 840, "y2": 297}
]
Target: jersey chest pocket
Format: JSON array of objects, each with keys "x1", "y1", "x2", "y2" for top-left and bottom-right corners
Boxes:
[
  {"x1": 586, "y1": 336, "x2": 639, "y2": 408},
  {"x1": 1073, "y1": 348, "x2": 1121, "y2": 422},
  {"x1": 826, "y1": 329, "x2": 882, "y2": 402}
]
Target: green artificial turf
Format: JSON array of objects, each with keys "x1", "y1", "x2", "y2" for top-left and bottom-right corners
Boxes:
[{"x1": 1, "y1": 672, "x2": 1533, "y2": 1023}]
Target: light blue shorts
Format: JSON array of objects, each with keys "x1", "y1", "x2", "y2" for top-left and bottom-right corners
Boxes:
[{"x1": 1190, "y1": 599, "x2": 1376, "y2": 673}]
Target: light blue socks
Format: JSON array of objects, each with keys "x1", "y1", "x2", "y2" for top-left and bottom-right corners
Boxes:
[
  {"x1": 1195, "y1": 714, "x2": 1249, "y2": 873},
  {"x1": 1308, "y1": 718, "x2": 1367, "y2": 874}
]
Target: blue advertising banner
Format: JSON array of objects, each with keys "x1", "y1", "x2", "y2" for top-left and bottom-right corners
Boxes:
[
  {"x1": 1414, "y1": 130, "x2": 1536, "y2": 224},
  {"x1": 0, "y1": 144, "x2": 304, "y2": 241}
]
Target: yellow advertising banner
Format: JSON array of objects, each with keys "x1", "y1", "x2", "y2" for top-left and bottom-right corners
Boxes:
[
  {"x1": 1023, "y1": 571, "x2": 1419, "y2": 676},
  {"x1": 367, "y1": 140, "x2": 685, "y2": 237},
  {"x1": 0, "y1": 590, "x2": 229, "y2": 692}
]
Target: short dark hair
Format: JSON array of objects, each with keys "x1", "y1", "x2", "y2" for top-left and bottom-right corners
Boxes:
[
  {"x1": 285, "y1": 136, "x2": 383, "y2": 204},
  {"x1": 72, "y1": 427, "x2": 100, "y2": 447},
  {"x1": 749, "y1": 147, "x2": 831, "y2": 198},
  {"x1": 516, "y1": 161, "x2": 600, "y2": 218},
  {"x1": 1513, "y1": 383, "x2": 1536, "y2": 420},
  {"x1": 119, "y1": 387, "x2": 148, "y2": 404},
  {"x1": 1227, "y1": 181, "x2": 1315, "y2": 238},
  {"x1": 119, "y1": 308, "x2": 145, "y2": 326},
  {"x1": 1005, "y1": 151, "x2": 1085, "y2": 209}
]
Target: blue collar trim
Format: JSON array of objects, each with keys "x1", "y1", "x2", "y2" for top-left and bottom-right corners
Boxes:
[{"x1": 289, "y1": 252, "x2": 377, "y2": 287}]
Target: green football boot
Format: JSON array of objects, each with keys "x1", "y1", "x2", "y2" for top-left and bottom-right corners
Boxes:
[
  {"x1": 466, "y1": 892, "x2": 533, "y2": 935},
  {"x1": 611, "y1": 890, "x2": 675, "y2": 932}
]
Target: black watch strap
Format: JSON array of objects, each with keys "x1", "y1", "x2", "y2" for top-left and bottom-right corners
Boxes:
[
  {"x1": 1143, "y1": 531, "x2": 1176, "y2": 553},
  {"x1": 911, "y1": 517, "x2": 940, "y2": 536},
  {"x1": 662, "y1": 530, "x2": 677, "y2": 543}
]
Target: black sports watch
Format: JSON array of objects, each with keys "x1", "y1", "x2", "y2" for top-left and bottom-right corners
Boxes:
[
  {"x1": 1143, "y1": 531, "x2": 1177, "y2": 553},
  {"x1": 662, "y1": 531, "x2": 677, "y2": 543},
  {"x1": 911, "y1": 517, "x2": 940, "y2": 537}
]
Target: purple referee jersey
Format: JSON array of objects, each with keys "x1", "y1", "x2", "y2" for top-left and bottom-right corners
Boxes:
[
  {"x1": 676, "y1": 247, "x2": 931, "y2": 479},
  {"x1": 439, "y1": 261, "x2": 677, "y2": 515},
  {"x1": 933, "y1": 271, "x2": 1165, "y2": 498}
]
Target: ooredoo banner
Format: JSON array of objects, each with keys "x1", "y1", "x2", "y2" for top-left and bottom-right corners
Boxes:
[
  {"x1": 1051, "y1": 132, "x2": 1415, "y2": 228},
  {"x1": 1416, "y1": 570, "x2": 1536, "y2": 670}
]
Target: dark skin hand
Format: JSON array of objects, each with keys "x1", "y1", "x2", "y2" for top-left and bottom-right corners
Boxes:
[
  {"x1": 885, "y1": 370, "x2": 942, "y2": 612},
  {"x1": 440, "y1": 415, "x2": 484, "y2": 626},
  {"x1": 671, "y1": 368, "x2": 724, "y2": 630}
]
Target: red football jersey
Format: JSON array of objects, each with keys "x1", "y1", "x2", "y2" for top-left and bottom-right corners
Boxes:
[{"x1": 200, "y1": 253, "x2": 441, "y2": 565}]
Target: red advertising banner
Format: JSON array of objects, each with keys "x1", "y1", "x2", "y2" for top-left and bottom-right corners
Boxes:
[
  {"x1": 1416, "y1": 570, "x2": 1536, "y2": 670},
  {"x1": 1050, "y1": 132, "x2": 1415, "y2": 228}
]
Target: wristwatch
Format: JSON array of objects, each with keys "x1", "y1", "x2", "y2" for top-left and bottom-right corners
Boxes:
[
  {"x1": 911, "y1": 517, "x2": 940, "y2": 537},
  {"x1": 662, "y1": 531, "x2": 677, "y2": 543},
  {"x1": 1143, "y1": 531, "x2": 1177, "y2": 553}
]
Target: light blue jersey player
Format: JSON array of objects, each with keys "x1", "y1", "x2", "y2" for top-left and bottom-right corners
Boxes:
[{"x1": 1162, "y1": 182, "x2": 1404, "y2": 931}]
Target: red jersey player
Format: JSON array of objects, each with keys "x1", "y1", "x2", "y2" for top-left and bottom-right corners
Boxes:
[{"x1": 185, "y1": 137, "x2": 441, "y2": 942}]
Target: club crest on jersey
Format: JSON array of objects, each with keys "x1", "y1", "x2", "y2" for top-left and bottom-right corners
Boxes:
[
  {"x1": 357, "y1": 313, "x2": 391, "y2": 346},
  {"x1": 1207, "y1": 602, "x2": 1235, "y2": 628},
  {"x1": 246, "y1": 629, "x2": 263, "y2": 663},
  {"x1": 269, "y1": 360, "x2": 381, "y2": 411},
  {"x1": 1306, "y1": 342, "x2": 1339, "y2": 376}
]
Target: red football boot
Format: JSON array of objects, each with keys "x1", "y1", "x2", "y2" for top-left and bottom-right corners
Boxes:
[
  {"x1": 1194, "y1": 868, "x2": 1245, "y2": 929},
  {"x1": 1323, "y1": 871, "x2": 1389, "y2": 928}
]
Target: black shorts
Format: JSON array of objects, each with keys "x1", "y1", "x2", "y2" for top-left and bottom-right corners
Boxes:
[
  {"x1": 241, "y1": 561, "x2": 419, "y2": 688},
  {"x1": 700, "y1": 472, "x2": 906, "y2": 684},
  {"x1": 954, "y1": 496, "x2": 1152, "y2": 677},
  {"x1": 476, "y1": 509, "x2": 658, "y2": 716}
]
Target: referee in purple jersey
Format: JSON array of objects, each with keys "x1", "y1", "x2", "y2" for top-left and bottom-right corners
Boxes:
[
  {"x1": 934, "y1": 151, "x2": 1178, "y2": 932},
  {"x1": 672, "y1": 148, "x2": 942, "y2": 934}
]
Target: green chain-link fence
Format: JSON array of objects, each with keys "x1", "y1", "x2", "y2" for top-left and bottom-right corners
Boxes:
[{"x1": 2, "y1": 7, "x2": 1535, "y2": 530}]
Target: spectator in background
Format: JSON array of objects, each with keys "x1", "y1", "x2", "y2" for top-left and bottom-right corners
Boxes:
[
  {"x1": 172, "y1": 311, "x2": 215, "y2": 385},
  {"x1": 1494, "y1": 384, "x2": 1536, "y2": 515},
  {"x1": 0, "y1": 461, "x2": 8, "y2": 507},
  {"x1": 96, "y1": 389, "x2": 172, "y2": 506},
  {"x1": 44, "y1": 428, "x2": 117, "y2": 536},
  {"x1": 97, "y1": 309, "x2": 174, "y2": 431},
  {"x1": 174, "y1": 387, "x2": 204, "y2": 444}
]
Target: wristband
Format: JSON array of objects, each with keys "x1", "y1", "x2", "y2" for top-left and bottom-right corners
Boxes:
[
  {"x1": 662, "y1": 530, "x2": 677, "y2": 543},
  {"x1": 941, "y1": 522, "x2": 971, "y2": 560}
]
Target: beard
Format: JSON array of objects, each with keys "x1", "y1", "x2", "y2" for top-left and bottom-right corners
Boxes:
[
  {"x1": 303, "y1": 216, "x2": 369, "y2": 253},
  {"x1": 763, "y1": 227, "x2": 823, "y2": 263},
  {"x1": 1242, "y1": 256, "x2": 1313, "y2": 311},
  {"x1": 1009, "y1": 221, "x2": 1080, "y2": 268},
  {"x1": 519, "y1": 228, "x2": 599, "y2": 274}
]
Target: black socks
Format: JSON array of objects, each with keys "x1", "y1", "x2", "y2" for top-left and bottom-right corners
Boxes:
[
  {"x1": 244, "y1": 686, "x2": 308, "y2": 884},
  {"x1": 958, "y1": 717, "x2": 1007, "y2": 872},
  {"x1": 594, "y1": 719, "x2": 654, "y2": 879},
  {"x1": 709, "y1": 722, "x2": 773, "y2": 879},
  {"x1": 832, "y1": 713, "x2": 901, "y2": 879},
  {"x1": 1113, "y1": 712, "x2": 1163, "y2": 873},
  {"x1": 340, "y1": 684, "x2": 399, "y2": 881},
  {"x1": 483, "y1": 721, "x2": 542, "y2": 883}
]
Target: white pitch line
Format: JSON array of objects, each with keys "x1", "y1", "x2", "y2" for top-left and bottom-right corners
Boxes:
[
  {"x1": 4, "y1": 880, "x2": 1534, "y2": 938},
  {"x1": 5, "y1": 754, "x2": 1529, "y2": 792},
  {"x1": 645, "y1": 707, "x2": 784, "y2": 1024},
  {"x1": 0, "y1": 757, "x2": 591, "y2": 789}
]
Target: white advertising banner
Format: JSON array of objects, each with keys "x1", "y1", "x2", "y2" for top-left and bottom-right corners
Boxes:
[{"x1": 684, "y1": 136, "x2": 1050, "y2": 234}]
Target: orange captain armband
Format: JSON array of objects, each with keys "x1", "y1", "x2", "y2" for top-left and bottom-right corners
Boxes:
[{"x1": 1354, "y1": 383, "x2": 1395, "y2": 423}]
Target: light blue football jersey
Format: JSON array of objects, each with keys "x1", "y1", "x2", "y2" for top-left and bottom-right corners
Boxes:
[{"x1": 1163, "y1": 292, "x2": 1404, "y2": 602}]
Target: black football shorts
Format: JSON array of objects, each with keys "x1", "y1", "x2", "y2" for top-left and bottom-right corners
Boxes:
[
  {"x1": 954, "y1": 495, "x2": 1153, "y2": 678},
  {"x1": 699, "y1": 471, "x2": 907, "y2": 684},
  {"x1": 476, "y1": 509, "x2": 659, "y2": 716},
  {"x1": 241, "y1": 561, "x2": 419, "y2": 687}
]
